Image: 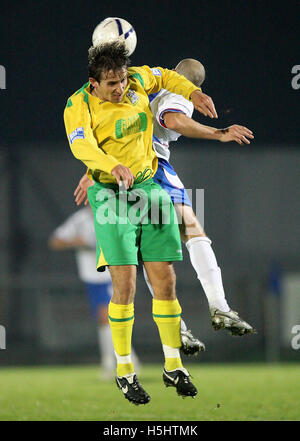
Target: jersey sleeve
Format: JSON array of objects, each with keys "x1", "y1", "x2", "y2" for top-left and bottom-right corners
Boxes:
[
  {"x1": 64, "y1": 94, "x2": 121, "y2": 175},
  {"x1": 155, "y1": 92, "x2": 194, "y2": 128},
  {"x1": 132, "y1": 65, "x2": 201, "y2": 101}
]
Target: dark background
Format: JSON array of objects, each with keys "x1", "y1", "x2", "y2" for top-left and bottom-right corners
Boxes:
[
  {"x1": 0, "y1": 0, "x2": 299, "y2": 366},
  {"x1": 1, "y1": 0, "x2": 299, "y2": 146}
]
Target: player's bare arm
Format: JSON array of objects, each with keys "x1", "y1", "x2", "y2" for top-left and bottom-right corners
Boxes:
[
  {"x1": 190, "y1": 90, "x2": 218, "y2": 118},
  {"x1": 218, "y1": 125, "x2": 254, "y2": 145},
  {"x1": 74, "y1": 174, "x2": 94, "y2": 206},
  {"x1": 163, "y1": 112, "x2": 254, "y2": 145},
  {"x1": 48, "y1": 236, "x2": 89, "y2": 250}
]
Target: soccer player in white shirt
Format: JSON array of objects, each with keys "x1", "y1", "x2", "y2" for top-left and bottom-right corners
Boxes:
[
  {"x1": 147, "y1": 59, "x2": 255, "y2": 337},
  {"x1": 48, "y1": 206, "x2": 140, "y2": 379}
]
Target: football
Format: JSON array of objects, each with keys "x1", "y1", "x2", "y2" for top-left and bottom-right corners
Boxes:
[{"x1": 92, "y1": 17, "x2": 137, "y2": 56}]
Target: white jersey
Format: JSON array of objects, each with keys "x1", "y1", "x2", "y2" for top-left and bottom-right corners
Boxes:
[
  {"x1": 150, "y1": 89, "x2": 194, "y2": 161},
  {"x1": 51, "y1": 207, "x2": 112, "y2": 284}
]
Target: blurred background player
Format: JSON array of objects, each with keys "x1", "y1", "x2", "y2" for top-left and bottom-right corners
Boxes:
[
  {"x1": 148, "y1": 58, "x2": 255, "y2": 336},
  {"x1": 48, "y1": 205, "x2": 140, "y2": 379}
]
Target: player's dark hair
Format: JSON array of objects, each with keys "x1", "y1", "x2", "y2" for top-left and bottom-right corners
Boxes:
[{"x1": 88, "y1": 41, "x2": 131, "y2": 82}]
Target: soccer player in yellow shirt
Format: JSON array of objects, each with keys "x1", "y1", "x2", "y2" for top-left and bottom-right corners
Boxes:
[{"x1": 64, "y1": 41, "x2": 217, "y2": 405}]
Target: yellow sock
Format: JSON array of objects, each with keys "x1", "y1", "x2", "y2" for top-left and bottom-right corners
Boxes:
[
  {"x1": 165, "y1": 357, "x2": 183, "y2": 371},
  {"x1": 153, "y1": 298, "x2": 183, "y2": 371},
  {"x1": 108, "y1": 302, "x2": 135, "y2": 377}
]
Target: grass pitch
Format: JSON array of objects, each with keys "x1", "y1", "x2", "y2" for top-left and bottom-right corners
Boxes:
[{"x1": 0, "y1": 363, "x2": 299, "y2": 421}]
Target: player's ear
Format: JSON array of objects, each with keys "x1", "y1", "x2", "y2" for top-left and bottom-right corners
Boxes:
[{"x1": 89, "y1": 77, "x2": 99, "y2": 88}]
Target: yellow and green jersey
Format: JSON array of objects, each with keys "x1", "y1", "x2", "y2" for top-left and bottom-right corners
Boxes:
[{"x1": 64, "y1": 65, "x2": 200, "y2": 184}]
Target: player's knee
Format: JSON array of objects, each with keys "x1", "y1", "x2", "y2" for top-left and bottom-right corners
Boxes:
[
  {"x1": 121, "y1": 279, "x2": 136, "y2": 298},
  {"x1": 112, "y1": 278, "x2": 136, "y2": 303}
]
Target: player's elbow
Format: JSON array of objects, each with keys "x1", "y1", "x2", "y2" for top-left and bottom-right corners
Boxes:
[
  {"x1": 163, "y1": 112, "x2": 184, "y2": 131},
  {"x1": 164, "y1": 119, "x2": 178, "y2": 131}
]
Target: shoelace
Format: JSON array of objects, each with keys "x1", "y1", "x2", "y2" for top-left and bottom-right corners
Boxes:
[
  {"x1": 177, "y1": 373, "x2": 190, "y2": 384},
  {"x1": 132, "y1": 381, "x2": 141, "y2": 391}
]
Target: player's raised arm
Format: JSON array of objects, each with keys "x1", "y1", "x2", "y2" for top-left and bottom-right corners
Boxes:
[
  {"x1": 163, "y1": 112, "x2": 254, "y2": 144},
  {"x1": 174, "y1": 58, "x2": 217, "y2": 118},
  {"x1": 134, "y1": 65, "x2": 217, "y2": 119}
]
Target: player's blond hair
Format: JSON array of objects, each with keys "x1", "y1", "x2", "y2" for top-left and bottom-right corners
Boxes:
[{"x1": 175, "y1": 59, "x2": 205, "y2": 87}]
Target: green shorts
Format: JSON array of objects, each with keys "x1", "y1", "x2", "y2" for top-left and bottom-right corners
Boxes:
[{"x1": 87, "y1": 178, "x2": 182, "y2": 271}]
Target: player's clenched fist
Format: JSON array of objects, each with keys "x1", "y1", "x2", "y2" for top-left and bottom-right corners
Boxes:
[
  {"x1": 218, "y1": 125, "x2": 254, "y2": 145},
  {"x1": 111, "y1": 164, "x2": 135, "y2": 189},
  {"x1": 190, "y1": 90, "x2": 218, "y2": 119}
]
